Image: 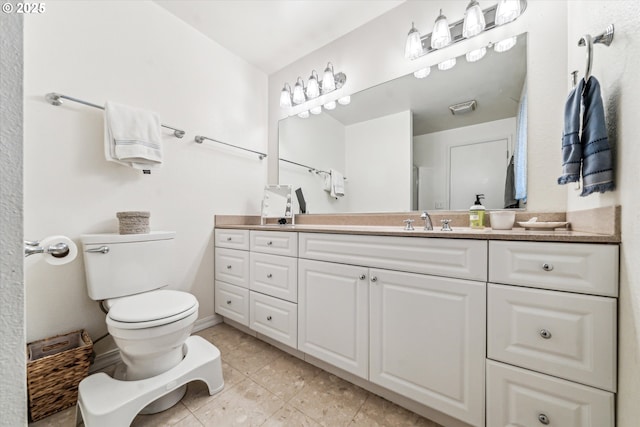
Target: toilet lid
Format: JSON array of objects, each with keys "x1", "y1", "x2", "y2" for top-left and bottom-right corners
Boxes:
[{"x1": 108, "y1": 290, "x2": 197, "y2": 323}]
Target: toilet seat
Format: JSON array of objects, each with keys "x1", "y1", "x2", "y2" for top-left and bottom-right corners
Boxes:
[{"x1": 107, "y1": 290, "x2": 198, "y2": 329}]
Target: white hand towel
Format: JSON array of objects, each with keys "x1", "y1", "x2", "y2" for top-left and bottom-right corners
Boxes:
[
  {"x1": 104, "y1": 101, "x2": 163, "y2": 170},
  {"x1": 322, "y1": 172, "x2": 332, "y2": 192},
  {"x1": 330, "y1": 169, "x2": 345, "y2": 198}
]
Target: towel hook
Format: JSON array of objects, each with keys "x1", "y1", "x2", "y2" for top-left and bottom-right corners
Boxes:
[{"x1": 577, "y1": 24, "x2": 614, "y2": 84}]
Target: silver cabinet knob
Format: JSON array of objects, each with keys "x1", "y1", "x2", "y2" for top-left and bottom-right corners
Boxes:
[
  {"x1": 539, "y1": 329, "x2": 552, "y2": 339},
  {"x1": 226, "y1": 265, "x2": 232, "y2": 269},
  {"x1": 267, "y1": 273, "x2": 273, "y2": 278},
  {"x1": 267, "y1": 315, "x2": 272, "y2": 321},
  {"x1": 538, "y1": 413, "x2": 550, "y2": 425},
  {"x1": 226, "y1": 300, "x2": 232, "y2": 305},
  {"x1": 226, "y1": 237, "x2": 232, "y2": 241},
  {"x1": 86, "y1": 246, "x2": 109, "y2": 254},
  {"x1": 267, "y1": 241, "x2": 273, "y2": 246},
  {"x1": 371, "y1": 276, "x2": 378, "y2": 282},
  {"x1": 359, "y1": 274, "x2": 366, "y2": 280},
  {"x1": 542, "y1": 263, "x2": 554, "y2": 271}
]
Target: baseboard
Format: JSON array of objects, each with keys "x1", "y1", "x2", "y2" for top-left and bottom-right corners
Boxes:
[{"x1": 193, "y1": 314, "x2": 223, "y2": 332}]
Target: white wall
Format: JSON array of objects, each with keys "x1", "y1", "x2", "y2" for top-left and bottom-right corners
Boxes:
[
  {"x1": 279, "y1": 113, "x2": 345, "y2": 213},
  {"x1": 345, "y1": 110, "x2": 412, "y2": 212},
  {"x1": 0, "y1": 10, "x2": 27, "y2": 427},
  {"x1": 23, "y1": 1, "x2": 267, "y2": 344},
  {"x1": 269, "y1": 0, "x2": 568, "y2": 213},
  {"x1": 414, "y1": 118, "x2": 516, "y2": 211},
  {"x1": 565, "y1": 2, "x2": 640, "y2": 426}
]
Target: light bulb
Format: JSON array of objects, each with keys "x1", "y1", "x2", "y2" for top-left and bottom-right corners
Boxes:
[
  {"x1": 413, "y1": 67, "x2": 431, "y2": 79},
  {"x1": 279, "y1": 83, "x2": 292, "y2": 108},
  {"x1": 494, "y1": 36, "x2": 517, "y2": 53},
  {"x1": 438, "y1": 58, "x2": 456, "y2": 71},
  {"x1": 322, "y1": 63, "x2": 336, "y2": 93},
  {"x1": 298, "y1": 110, "x2": 309, "y2": 119},
  {"x1": 405, "y1": 23, "x2": 423, "y2": 59},
  {"x1": 463, "y1": 0, "x2": 486, "y2": 38},
  {"x1": 310, "y1": 106, "x2": 322, "y2": 115},
  {"x1": 430, "y1": 9, "x2": 451, "y2": 49},
  {"x1": 466, "y1": 47, "x2": 487, "y2": 62},
  {"x1": 324, "y1": 101, "x2": 336, "y2": 110},
  {"x1": 495, "y1": 0, "x2": 521, "y2": 25},
  {"x1": 306, "y1": 71, "x2": 320, "y2": 99},
  {"x1": 292, "y1": 77, "x2": 306, "y2": 104},
  {"x1": 338, "y1": 96, "x2": 351, "y2": 105}
]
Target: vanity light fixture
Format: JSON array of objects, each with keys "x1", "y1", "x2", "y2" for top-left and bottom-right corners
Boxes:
[
  {"x1": 438, "y1": 58, "x2": 457, "y2": 71},
  {"x1": 413, "y1": 67, "x2": 432, "y2": 79},
  {"x1": 404, "y1": 0, "x2": 526, "y2": 61},
  {"x1": 280, "y1": 62, "x2": 349, "y2": 118},
  {"x1": 494, "y1": 36, "x2": 517, "y2": 53},
  {"x1": 466, "y1": 46, "x2": 487, "y2": 62}
]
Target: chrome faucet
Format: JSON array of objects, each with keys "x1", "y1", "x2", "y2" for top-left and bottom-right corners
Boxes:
[{"x1": 420, "y1": 211, "x2": 433, "y2": 231}]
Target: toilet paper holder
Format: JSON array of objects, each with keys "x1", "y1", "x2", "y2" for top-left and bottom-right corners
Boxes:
[{"x1": 24, "y1": 239, "x2": 70, "y2": 258}]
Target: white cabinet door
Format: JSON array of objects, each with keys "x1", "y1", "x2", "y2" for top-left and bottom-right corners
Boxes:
[
  {"x1": 214, "y1": 248, "x2": 249, "y2": 288},
  {"x1": 370, "y1": 269, "x2": 486, "y2": 427},
  {"x1": 250, "y1": 292, "x2": 297, "y2": 348},
  {"x1": 214, "y1": 229, "x2": 250, "y2": 250},
  {"x1": 298, "y1": 259, "x2": 369, "y2": 379},
  {"x1": 487, "y1": 360, "x2": 614, "y2": 427},
  {"x1": 250, "y1": 252, "x2": 298, "y2": 302},
  {"x1": 214, "y1": 281, "x2": 249, "y2": 326}
]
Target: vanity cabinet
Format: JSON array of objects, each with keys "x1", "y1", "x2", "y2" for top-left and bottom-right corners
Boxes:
[{"x1": 486, "y1": 241, "x2": 618, "y2": 427}]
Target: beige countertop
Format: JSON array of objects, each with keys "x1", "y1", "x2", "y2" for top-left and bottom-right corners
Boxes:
[{"x1": 215, "y1": 206, "x2": 621, "y2": 244}]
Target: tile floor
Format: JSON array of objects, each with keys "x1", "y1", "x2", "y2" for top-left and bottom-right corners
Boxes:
[{"x1": 30, "y1": 323, "x2": 443, "y2": 427}]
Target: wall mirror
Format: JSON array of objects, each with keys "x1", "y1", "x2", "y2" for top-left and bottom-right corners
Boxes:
[
  {"x1": 261, "y1": 185, "x2": 294, "y2": 224},
  {"x1": 279, "y1": 33, "x2": 528, "y2": 214}
]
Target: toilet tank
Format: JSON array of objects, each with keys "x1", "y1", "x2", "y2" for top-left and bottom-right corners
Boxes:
[{"x1": 80, "y1": 231, "x2": 176, "y2": 300}]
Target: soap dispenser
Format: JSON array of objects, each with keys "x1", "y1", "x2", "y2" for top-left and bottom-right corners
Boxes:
[{"x1": 469, "y1": 194, "x2": 485, "y2": 229}]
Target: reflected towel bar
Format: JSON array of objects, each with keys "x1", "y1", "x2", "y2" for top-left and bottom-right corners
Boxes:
[
  {"x1": 194, "y1": 135, "x2": 266, "y2": 160},
  {"x1": 45, "y1": 92, "x2": 186, "y2": 138},
  {"x1": 279, "y1": 158, "x2": 347, "y2": 180}
]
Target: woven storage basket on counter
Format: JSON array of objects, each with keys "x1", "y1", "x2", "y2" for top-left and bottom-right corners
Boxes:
[
  {"x1": 117, "y1": 211, "x2": 150, "y2": 234},
  {"x1": 26, "y1": 330, "x2": 93, "y2": 421}
]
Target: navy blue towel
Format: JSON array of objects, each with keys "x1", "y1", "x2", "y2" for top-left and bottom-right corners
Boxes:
[{"x1": 558, "y1": 76, "x2": 614, "y2": 196}]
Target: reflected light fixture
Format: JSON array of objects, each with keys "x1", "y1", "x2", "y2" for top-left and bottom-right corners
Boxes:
[
  {"x1": 405, "y1": 22, "x2": 423, "y2": 59},
  {"x1": 430, "y1": 9, "x2": 451, "y2": 49},
  {"x1": 438, "y1": 57, "x2": 456, "y2": 71},
  {"x1": 298, "y1": 110, "x2": 310, "y2": 119},
  {"x1": 292, "y1": 77, "x2": 306, "y2": 105},
  {"x1": 324, "y1": 101, "x2": 337, "y2": 110},
  {"x1": 310, "y1": 106, "x2": 322, "y2": 115},
  {"x1": 494, "y1": 36, "x2": 517, "y2": 52},
  {"x1": 306, "y1": 71, "x2": 320, "y2": 99},
  {"x1": 495, "y1": 0, "x2": 522, "y2": 25},
  {"x1": 279, "y1": 83, "x2": 292, "y2": 108},
  {"x1": 338, "y1": 96, "x2": 351, "y2": 105},
  {"x1": 466, "y1": 47, "x2": 487, "y2": 62},
  {"x1": 463, "y1": 0, "x2": 486, "y2": 38},
  {"x1": 413, "y1": 67, "x2": 431, "y2": 79},
  {"x1": 322, "y1": 62, "x2": 336, "y2": 93}
]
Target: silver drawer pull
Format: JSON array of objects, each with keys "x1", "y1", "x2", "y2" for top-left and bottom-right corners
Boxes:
[
  {"x1": 538, "y1": 413, "x2": 550, "y2": 425},
  {"x1": 226, "y1": 237, "x2": 232, "y2": 241},
  {"x1": 539, "y1": 329, "x2": 552, "y2": 339},
  {"x1": 267, "y1": 273, "x2": 273, "y2": 278},
  {"x1": 542, "y1": 263, "x2": 554, "y2": 271},
  {"x1": 86, "y1": 246, "x2": 109, "y2": 254},
  {"x1": 359, "y1": 274, "x2": 366, "y2": 280},
  {"x1": 267, "y1": 315, "x2": 272, "y2": 321},
  {"x1": 371, "y1": 276, "x2": 378, "y2": 282},
  {"x1": 226, "y1": 265, "x2": 232, "y2": 269},
  {"x1": 267, "y1": 241, "x2": 273, "y2": 246},
  {"x1": 226, "y1": 300, "x2": 232, "y2": 305}
]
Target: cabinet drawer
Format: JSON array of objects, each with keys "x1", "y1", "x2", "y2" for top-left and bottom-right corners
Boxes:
[
  {"x1": 215, "y1": 229, "x2": 250, "y2": 250},
  {"x1": 488, "y1": 284, "x2": 616, "y2": 392},
  {"x1": 215, "y1": 281, "x2": 249, "y2": 326},
  {"x1": 250, "y1": 252, "x2": 297, "y2": 302},
  {"x1": 299, "y1": 233, "x2": 487, "y2": 281},
  {"x1": 249, "y1": 292, "x2": 297, "y2": 348},
  {"x1": 486, "y1": 360, "x2": 614, "y2": 427},
  {"x1": 489, "y1": 241, "x2": 618, "y2": 296},
  {"x1": 215, "y1": 248, "x2": 249, "y2": 288},
  {"x1": 250, "y1": 231, "x2": 298, "y2": 257}
]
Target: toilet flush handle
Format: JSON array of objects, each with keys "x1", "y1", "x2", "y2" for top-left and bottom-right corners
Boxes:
[{"x1": 86, "y1": 246, "x2": 109, "y2": 254}]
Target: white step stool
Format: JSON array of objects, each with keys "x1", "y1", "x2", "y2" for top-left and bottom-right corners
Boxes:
[{"x1": 75, "y1": 335, "x2": 224, "y2": 427}]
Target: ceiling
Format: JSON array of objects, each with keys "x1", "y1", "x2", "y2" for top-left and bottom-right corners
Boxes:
[{"x1": 154, "y1": 0, "x2": 406, "y2": 74}]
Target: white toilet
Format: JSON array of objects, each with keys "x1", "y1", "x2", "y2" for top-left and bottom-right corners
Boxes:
[{"x1": 81, "y1": 231, "x2": 198, "y2": 414}]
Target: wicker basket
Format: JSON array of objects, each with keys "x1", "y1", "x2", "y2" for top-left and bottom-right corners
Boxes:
[
  {"x1": 26, "y1": 330, "x2": 93, "y2": 422},
  {"x1": 116, "y1": 211, "x2": 150, "y2": 234}
]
